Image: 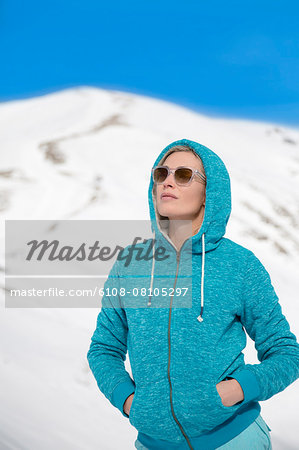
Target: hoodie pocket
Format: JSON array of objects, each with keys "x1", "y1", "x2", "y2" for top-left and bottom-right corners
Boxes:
[
  {"x1": 170, "y1": 375, "x2": 242, "y2": 436},
  {"x1": 128, "y1": 388, "x2": 138, "y2": 423},
  {"x1": 129, "y1": 378, "x2": 179, "y2": 441}
]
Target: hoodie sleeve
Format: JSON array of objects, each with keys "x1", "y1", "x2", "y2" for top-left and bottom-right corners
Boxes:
[
  {"x1": 227, "y1": 251, "x2": 299, "y2": 406},
  {"x1": 86, "y1": 259, "x2": 135, "y2": 418}
]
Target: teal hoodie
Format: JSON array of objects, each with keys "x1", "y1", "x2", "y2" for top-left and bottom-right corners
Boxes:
[{"x1": 87, "y1": 138, "x2": 299, "y2": 450}]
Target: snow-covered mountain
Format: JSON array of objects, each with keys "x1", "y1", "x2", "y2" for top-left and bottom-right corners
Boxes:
[{"x1": 0, "y1": 87, "x2": 298, "y2": 449}]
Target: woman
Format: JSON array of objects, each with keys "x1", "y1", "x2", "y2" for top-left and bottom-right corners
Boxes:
[{"x1": 87, "y1": 138, "x2": 299, "y2": 450}]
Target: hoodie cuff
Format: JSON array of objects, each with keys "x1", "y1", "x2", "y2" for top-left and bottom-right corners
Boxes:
[
  {"x1": 226, "y1": 369, "x2": 261, "y2": 405},
  {"x1": 111, "y1": 380, "x2": 136, "y2": 418}
]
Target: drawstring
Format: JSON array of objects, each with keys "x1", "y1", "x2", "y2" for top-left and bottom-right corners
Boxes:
[
  {"x1": 147, "y1": 229, "x2": 156, "y2": 307},
  {"x1": 147, "y1": 230, "x2": 206, "y2": 323},
  {"x1": 197, "y1": 232, "x2": 205, "y2": 322}
]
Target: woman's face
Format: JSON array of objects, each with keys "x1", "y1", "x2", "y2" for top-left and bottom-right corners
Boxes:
[{"x1": 155, "y1": 151, "x2": 206, "y2": 221}]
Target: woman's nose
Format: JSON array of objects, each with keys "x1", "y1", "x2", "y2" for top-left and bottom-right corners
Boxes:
[{"x1": 163, "y1": 172, "x2": 175, "y2": 186}]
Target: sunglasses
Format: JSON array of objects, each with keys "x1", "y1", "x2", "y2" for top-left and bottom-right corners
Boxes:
[{"x1": 152, "y1": 165, "x2": 206, "y2": 186}]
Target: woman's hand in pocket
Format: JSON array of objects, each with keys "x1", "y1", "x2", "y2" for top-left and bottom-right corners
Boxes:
[
  {"x1": 124, "y1": 392, "x2": 135, "y2": 416},
  {"x1": 216, "y1": 379, "x2": 244, "y2": 407}
]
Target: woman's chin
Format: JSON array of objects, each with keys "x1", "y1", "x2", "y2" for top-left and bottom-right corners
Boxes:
[
  {"x1": 158, "y1": 208, "x2": 176, "y2": 218},
  {"x1": 159, "y1": 212, "x2": 186, "y2": 221}
]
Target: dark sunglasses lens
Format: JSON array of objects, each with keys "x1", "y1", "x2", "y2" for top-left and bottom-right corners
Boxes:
[
  {"x1": 175, "y1": 168, "x2": 193, "y2": 184},
  {"x1": 153, "y1": 167, "x2": 168, "y2": 183}
]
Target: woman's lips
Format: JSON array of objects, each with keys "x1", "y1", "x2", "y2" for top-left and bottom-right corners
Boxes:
[{"x1": 161, "y1": 193, "x2": 178, "y2": 200}]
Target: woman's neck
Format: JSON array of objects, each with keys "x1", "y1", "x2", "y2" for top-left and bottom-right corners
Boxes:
[{"x1": 168, "y1": 210, "x2": 205, "y2": 251}]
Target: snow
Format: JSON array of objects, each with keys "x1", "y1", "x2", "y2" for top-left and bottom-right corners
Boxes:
[{"x1": 0, "y1": 86, "x2": 298, "y2": 449}]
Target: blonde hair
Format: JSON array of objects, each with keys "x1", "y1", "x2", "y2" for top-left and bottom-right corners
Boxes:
[
  {"x1": 152, "y1": 144, "x2": 206, "y2": 224},
  {"x1": 159, "y1": 144, "x2": 204, "y2": 166}
]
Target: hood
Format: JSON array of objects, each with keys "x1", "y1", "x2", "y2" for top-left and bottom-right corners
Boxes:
[
  {"x1": 148, "y1": 138, "x2": 232, "y2": 254},
  {"x1": 147, "y1": 138, "x2": 232, "y2": 320}
]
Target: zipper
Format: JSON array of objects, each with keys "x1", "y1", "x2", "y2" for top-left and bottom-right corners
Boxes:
[{"x1": 167, "y1": 249, "x2": 194, "y2": 450}]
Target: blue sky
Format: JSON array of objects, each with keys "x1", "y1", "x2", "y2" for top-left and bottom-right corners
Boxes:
[{"x1": 1, "y1": 0, "x2": 299, "y2": 126}]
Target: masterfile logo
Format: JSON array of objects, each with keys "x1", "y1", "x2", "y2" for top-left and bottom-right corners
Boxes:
[{"x1": 5, "y1": 219, "x2": 193, "y2": 308}]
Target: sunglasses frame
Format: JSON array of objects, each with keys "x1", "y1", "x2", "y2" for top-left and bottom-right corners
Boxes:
[{"x1": 152, "y1": 165, "x2": 206, "y2": 186}]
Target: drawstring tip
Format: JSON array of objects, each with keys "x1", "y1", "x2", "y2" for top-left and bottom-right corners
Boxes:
[
  {"x1": 197, "y1": 315, "x2": 203, "y2": 322},
  {"x1": 147, "y1": 299, "x2": 152, "y2": 307}
]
